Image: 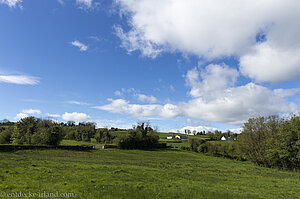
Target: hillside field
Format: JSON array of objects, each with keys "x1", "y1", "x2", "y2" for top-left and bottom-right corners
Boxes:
[{"x1": 0, "y1": 148, "x2": 299, "y2": 199}]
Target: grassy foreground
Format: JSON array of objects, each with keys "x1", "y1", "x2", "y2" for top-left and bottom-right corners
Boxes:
[{"x1": 0, "y1": 149, "x2": 299, "y2": 199}]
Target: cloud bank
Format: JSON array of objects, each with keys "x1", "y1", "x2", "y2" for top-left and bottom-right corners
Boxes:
[
  {"x1": 115, "y1": 0, "x2": 300, "y2": 82},
  {"x1": 97, "y1": 64, "x2": 299, "y2": 125}
]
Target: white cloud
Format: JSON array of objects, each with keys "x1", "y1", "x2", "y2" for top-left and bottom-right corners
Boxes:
[
  {"x1": 62, "y1": 112, "x2": 90, "y2": 122},
  {"x1": 229, "y1": 128, "x2": 243, "y2": 134},
  {"x1": 46, "y1": 113, "x2": 61, "y2": 118},
  {"x1": 169, "y1": 125, "x2": 217, "y2": 134},
  {"x1": 114, "y1": 25, "x2": 162, "y2": 58},
  {"x1": 14, "y1": 112, "x2": 28, "y2": 120},
  {"x1": 115, "y1": 0, "x2": 300, "y2": 82},
  {"x1": 65, "y1": 100, "x2": 89, "y2": 105},
  {"x1": 0, "y1": 75, "x2": 39, "y2": 85},
  {"x1": 14, "y1": 109, "x2": 41, "y2": 120},
  {"x1": 240, "y1": 42, "x2": 300, "y2": 82},
  {"x1": 94, "y1": 99, "x2": 180, "y2": 118},
  {"x1": 181, "y1": 64, "x2": 299, "y2": 124},
  {"x1": 135, "y1": 93, "x2": 158, "y2": 103},
  {"x1": 22, "y1": 109, "x2": 41, "y2": 114},
  {"x1": 113, "y1": 87, "x2": 140, "y2": 97},
  {"x1": 114, "y1": 0, "x2": 273, "y2": 58},
  {"x1": 185, "y1": 64, "x2": 238, "y2": 98},
  {"x1": 71, "y1": 40, "x2": 88, "y2": 51},
  {"x1": 97, "y1": 64, "x2": 299, "y2": 125},
  {"x1": 0, "y1": 0, "x2": 22, "y2": 8},
  {"x1": 76, "y1": 0, "x2": 93, "y2": 9}
]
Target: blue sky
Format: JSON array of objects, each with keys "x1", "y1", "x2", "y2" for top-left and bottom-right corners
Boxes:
[{"x1": 1, "y1": 0, "x2": 300, "y2": 133}]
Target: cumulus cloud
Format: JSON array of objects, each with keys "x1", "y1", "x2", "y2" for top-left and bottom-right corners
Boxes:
[
  {"x1": 135, "y1": 93, "x2": 158, "y2": 103},
  {"x1": 185, "y1": 64, "x2": 239, "y2": 98},
  {"x1": 181, "y1": 64, "x2": 299, "y2": 124},
  {"x1": 114, "y1": 0, "x2": 271, "y2": 58},
  {"x1": 115, "y1": 0, "x2": 300, "y2": 82},
  {"x1": 97, "y1": 64, "x2": 299, "y2": 125},
  {"x1": 71, "y1": 40, "x2": 88, "y2": 51},
  {"x1": 94, "y1": 99, "x2": 180, "y2": 118},
  {"x1": 0, "y1": 75, "x2": 39, "y2": 85},
  {"x1": 62, "y1": 112, "x2": 90, "y2": 122},
  {"x1": 240, "y1": 42, "x2": 300, "y2": 82},
  {"x1": 14, "y1": 113, "x2": 28, "y2": 120},
  {"x1": 0, "y1": 0, "x2": 22, "y2": 8},
  {"x1": 14, "y1": 109, "x2": 41, "y2": 120}
]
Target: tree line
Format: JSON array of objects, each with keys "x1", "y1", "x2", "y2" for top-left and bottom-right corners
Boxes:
[
  {"x1": 188, "y1": 115, "x2": 300, "y2": 171},
  {"x1": 0, "y1": 117, "x2": 162, "y2": 149},
  {"x1": 0, "y1": 117, "x2": 115, "y2": 146}
]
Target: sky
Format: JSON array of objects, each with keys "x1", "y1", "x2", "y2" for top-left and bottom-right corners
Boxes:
[{"x1": 1, "y1": 0, "x2": 300, "y2": 133}]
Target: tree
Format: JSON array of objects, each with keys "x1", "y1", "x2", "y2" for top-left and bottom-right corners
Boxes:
[
  {"x1": 117, "y1": 122, "x2": 160, "y2": 149},
  {"x1": 0, "y1": 126, "x2": 14, "y2": 144},
  {"x1": 95, "y1": 128, "x2": 114, "y2": 143},
  {"x1": 266, "y1": 115, "x2": 300, "y2": 170},
  {"x1": 12, "y1": 117, "x2": 39, "y2": 144},
  {"x1": 238, "y1": 115, "x2": 280, "y2": 166},
  {"x1": 67, "y1": 121, "x2": 75, "y2": 126},
  {"x1": 12, "y1": 117, "x2": 63, "y2": 146}
]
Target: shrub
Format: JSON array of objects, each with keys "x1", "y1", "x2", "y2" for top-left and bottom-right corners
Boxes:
[
  {"x1": 12, "y1": 117, "x2": 63, "y2": 146},
  {"x1": 94, "y1": 128, "x2": 115, "y2": 144},
  {"x1": 0, "y1": 127, "x2": 14, "y2": 144},
  {"x1": 117, "y1": 123, "x2": 160, "y2": 149},
  {"x1": 188, "y1": 138, "x2": 244, "y2": 160}
]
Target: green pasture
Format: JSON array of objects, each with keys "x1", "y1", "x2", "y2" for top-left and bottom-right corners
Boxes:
[{"x1": 0, "y1": 148, "x2": 299, "y2": 199}]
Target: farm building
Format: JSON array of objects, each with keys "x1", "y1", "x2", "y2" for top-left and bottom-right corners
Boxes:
[
  {"x1": 221, "y1": 136, "x2": 235, "y2": 141},
  {"x1": 167, "y1": 136, "x2": 175, "y2": 139},
  {"x1": 175, "y1": 135, "x2": 188, "y2": 139}
]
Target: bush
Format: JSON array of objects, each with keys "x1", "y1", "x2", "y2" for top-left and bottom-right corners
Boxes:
[
  {"x1": 188, "y1": 138, "x2": 244, "y2": 160},
  {"x1": 117, "y1": 123, "x2": 160, "y2": 149},
  {"x1": 12, "y1": 117, "x2": 63, "y2": 146},
  {"x1": 63, "y1": 125, "x2": 96, "y2": 142},
  {"x1": 94, "y1": 128, "x2": 115, "y2": 144},
  {"x1": 0, "y1": 127, "x2": 14, "y2": 144}
]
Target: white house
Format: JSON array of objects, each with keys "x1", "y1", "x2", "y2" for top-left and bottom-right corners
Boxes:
[
  {"x1": 175, "y1": 135, "x2": 188, "y2": 139},
  {"x1": 221, "y1": 136, "x2": 234, "y2": 141},
  {"x1": 167, "y1": 136, "x2": 174, "y2": 139}
]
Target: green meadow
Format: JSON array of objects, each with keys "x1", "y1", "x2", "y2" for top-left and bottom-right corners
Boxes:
[{"x1": 0, "y1": 148, "x2": 299, "y2": 199}]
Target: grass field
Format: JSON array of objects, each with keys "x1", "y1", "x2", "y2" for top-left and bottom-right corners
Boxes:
[
  {"x1": 0, "y1": 148, "x2": 299, "y2": 199},
  {"x1": 60, "y1": 139, "x2": 104, "y2": 149}
]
